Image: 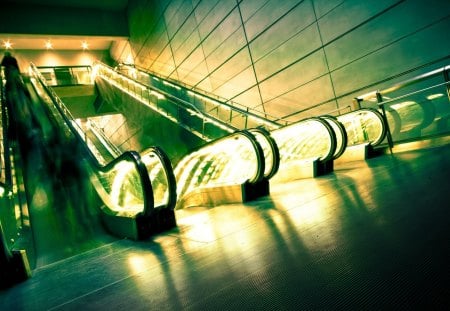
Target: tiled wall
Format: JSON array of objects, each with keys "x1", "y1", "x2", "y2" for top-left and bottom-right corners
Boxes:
[{"x1": 116, "y1": 0, "x2": 450, "y2": 122}]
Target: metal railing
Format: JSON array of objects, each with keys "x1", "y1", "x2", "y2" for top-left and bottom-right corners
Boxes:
[
  {"x1": 37, "y1": 65, "x2": 93, "y2": 86},
  {"x1": 353, "y1": 65, "x2": 450, "y2": 147}
]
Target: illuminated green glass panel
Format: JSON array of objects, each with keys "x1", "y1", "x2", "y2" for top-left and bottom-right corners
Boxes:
[
  {"x1": 250, "y1": 130, "x2": 274, "y2": 178},
  {"x1": 95, "y1": 159, "x2": 145, "y2": 217},
  {"x1": 271, "y1": 118, "x2": 333, "y2": 163},
  {"x1": 141, "y1": 151, "x2": 170, "y2": 208},
  {"x1": 337, "y1": 109, "x2": 385, "y2": 146},
  {"x1": 174, "y1": 133, "x2": 260, "y2": 201}
]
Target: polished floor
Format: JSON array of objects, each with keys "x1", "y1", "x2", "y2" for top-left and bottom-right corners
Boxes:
[{"x1": 1, "y1": 142, "x2": 450, "y2": 310}]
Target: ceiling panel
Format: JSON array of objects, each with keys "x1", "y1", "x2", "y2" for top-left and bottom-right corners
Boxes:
[{"x1": 1, "y1": 0, "x2": 129, "y2": 50}]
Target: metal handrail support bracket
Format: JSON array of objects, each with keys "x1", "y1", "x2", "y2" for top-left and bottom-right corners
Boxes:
[
  {"x1": 352, "y1": 97, "x2": 362, "y2": 111},
  {"x1": 444, "y1": 66, "x2": 450, "y2": 101}
]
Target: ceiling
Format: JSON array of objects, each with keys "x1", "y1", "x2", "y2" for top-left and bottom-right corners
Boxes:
[
  {"x1": 1, "y1": 0, "x2": 129, "y2": 51},
  {"x1": 2, "y1": 0, "x2": 129, "y2": 11}
]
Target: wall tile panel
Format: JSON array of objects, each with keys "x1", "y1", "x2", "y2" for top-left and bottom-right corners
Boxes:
[
  {"x1": 243, "y1": 0, "x2": 303, "y2": 41},
  {"x1": 331, "y1": 17, "x2": 450, "y2": 97},
  {"x1": 253, "y1": 24, "x2": 321, "y2": 81},
  {"x1": 259, "y1": 49, "x2": 328, "y2": 102}
]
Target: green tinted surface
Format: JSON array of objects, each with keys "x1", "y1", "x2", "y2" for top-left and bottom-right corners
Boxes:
[
  {"x1": 250, "y1": 130, "x2": 274, "y2": 178},
  {"x1": 322, "y1": 116, "x2": 346, "y2": 158}
]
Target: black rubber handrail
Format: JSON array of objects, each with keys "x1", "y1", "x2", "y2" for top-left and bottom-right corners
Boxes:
[
  {"x1": 320, "y1": 115, "x2": 348, "y2": 160},
  {"x1": 141, "y1": 146, "x2": 177, "y2": 211},
  {"x1": 248, "y1": 127, "x2": 280, "y2": 179}
]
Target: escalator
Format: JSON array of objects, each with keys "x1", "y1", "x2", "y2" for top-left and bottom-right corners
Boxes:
[
  {"x1": 0, "y1": 64, "x2": 177, "y2": 288},
  {"x1": 90, "y1": 62, "x2": 281, "y2": 209},
  {"x1": 29, "y1": 64, "x2": 178, "y2": 240}
]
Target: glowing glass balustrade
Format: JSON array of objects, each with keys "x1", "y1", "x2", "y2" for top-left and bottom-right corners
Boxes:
[
  {"x1": 30, "y1": 64, "x2": 155, "y2": 219},
  {"x1": 381, "y1": 82, "x2": 450, "y2": 142},
  {"x1": 337, "y1": 109, "x2": 386, "y2": 146},
  {"x1": 99, "y1": 159, "x2": 145, "y2": 216},
  {"x1": 116, "y1": 64, "x2": 279, "y2": 132},
  {"x1": 271, "y1": 118, "x2": 336, "y2": 165},
  {"x1": 320, "y1": 116, "x2": 347, "y2": 159},
  {"x1": 248, "y1": 128, "x2": 279, "y2": 179},
  {"x1": 140, "y1": 147, "x2": 175, "y2": 209},
  {"x1": 174, "y1": 132, "x2": 262, "y2": 205}
]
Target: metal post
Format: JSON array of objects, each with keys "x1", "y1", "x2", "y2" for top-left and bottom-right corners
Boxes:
[
  {"x1": 444, "y1": 67, "x2": 450, "y2": 101},
  {"x1": 352, "y1": 97, "x2": 362, "y2": 110},
  {"x1": 376, "y1": 91, "x2": 394, "y2": 151}
]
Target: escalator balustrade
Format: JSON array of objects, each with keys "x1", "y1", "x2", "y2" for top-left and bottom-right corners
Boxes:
[
  {"x1": 270, "y1": 117, "x2": 337, "y2": 182},
  {"x1": 350, "y1": 65, "x2": 450, "y2": 147},
  {"x1": 93, "y1": 62, "x2": 235, "y2": 142},
  {"x1": 336, "y1": 108, "x2": 386, "y2": 148},
  {"x1": 174, "y1": 130, "x2": 268, "y2": 209},
  {"x1": 30, "y1": 63, "x2": 177, "y2": 240}
]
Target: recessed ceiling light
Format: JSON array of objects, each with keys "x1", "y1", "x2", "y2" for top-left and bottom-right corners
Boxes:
[{"x1": 3, "y1": 40, "x2": 12, "y2": 49}]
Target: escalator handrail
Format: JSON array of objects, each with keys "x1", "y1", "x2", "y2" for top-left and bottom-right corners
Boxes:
[
  {"x1": 175, "y1": 130, "x2": 266, "y2": 188},
  {"x1": 273, "y1": 116, "x2": 337, "y2": 162},
  {"x1": 240, "y1": 130, "x2": 266, "y2": 183},
  {"x1": 319, "y1": 115, "x2": 348, "y2": 160},
  {"x1": 29, "y1": 63, "x2": 155, "y2": 217},
  {"x1": 248, "y1": 127, "x2": 280, "y2": 179},
  {"x1": 360, "y1": 108, "x2": 387, "y2": 146},
  {"x1": 305, "y1": 117, "x2": 337, "y2": 162},
  {"x1": 141, "y1": 146, "x2": 177, "y2": 210}
]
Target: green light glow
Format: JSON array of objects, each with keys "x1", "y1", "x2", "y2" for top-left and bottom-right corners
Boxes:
[{"x1": 426, "y1": 93, "x2": 444, "y2": 100}]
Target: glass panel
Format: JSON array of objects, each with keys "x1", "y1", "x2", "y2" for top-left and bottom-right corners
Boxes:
[
  {"x1": 174, "y1": 132, "x2": 260, "y2": 201},
  {"x1": 384, "y1": 83, "x2": 450, "y2": 143},
  {"x1": 337, "y1": 109, "x2": 385, "y2": 146},
  {"x1": 271, "y1": 118, "x2": 334, "y2": 164},
  {"x1": 94, "y1": 159, "x2": 145, "y2": 217},
  {"x1": 94, "y1": 63, "x2": 233, "y2": 141},
  {"x1": 115, "y1": 63, "x2": 279, "y2": 131},
  {"x1": 141, "y1": 151, "x2": 170, "y2": 208}
]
